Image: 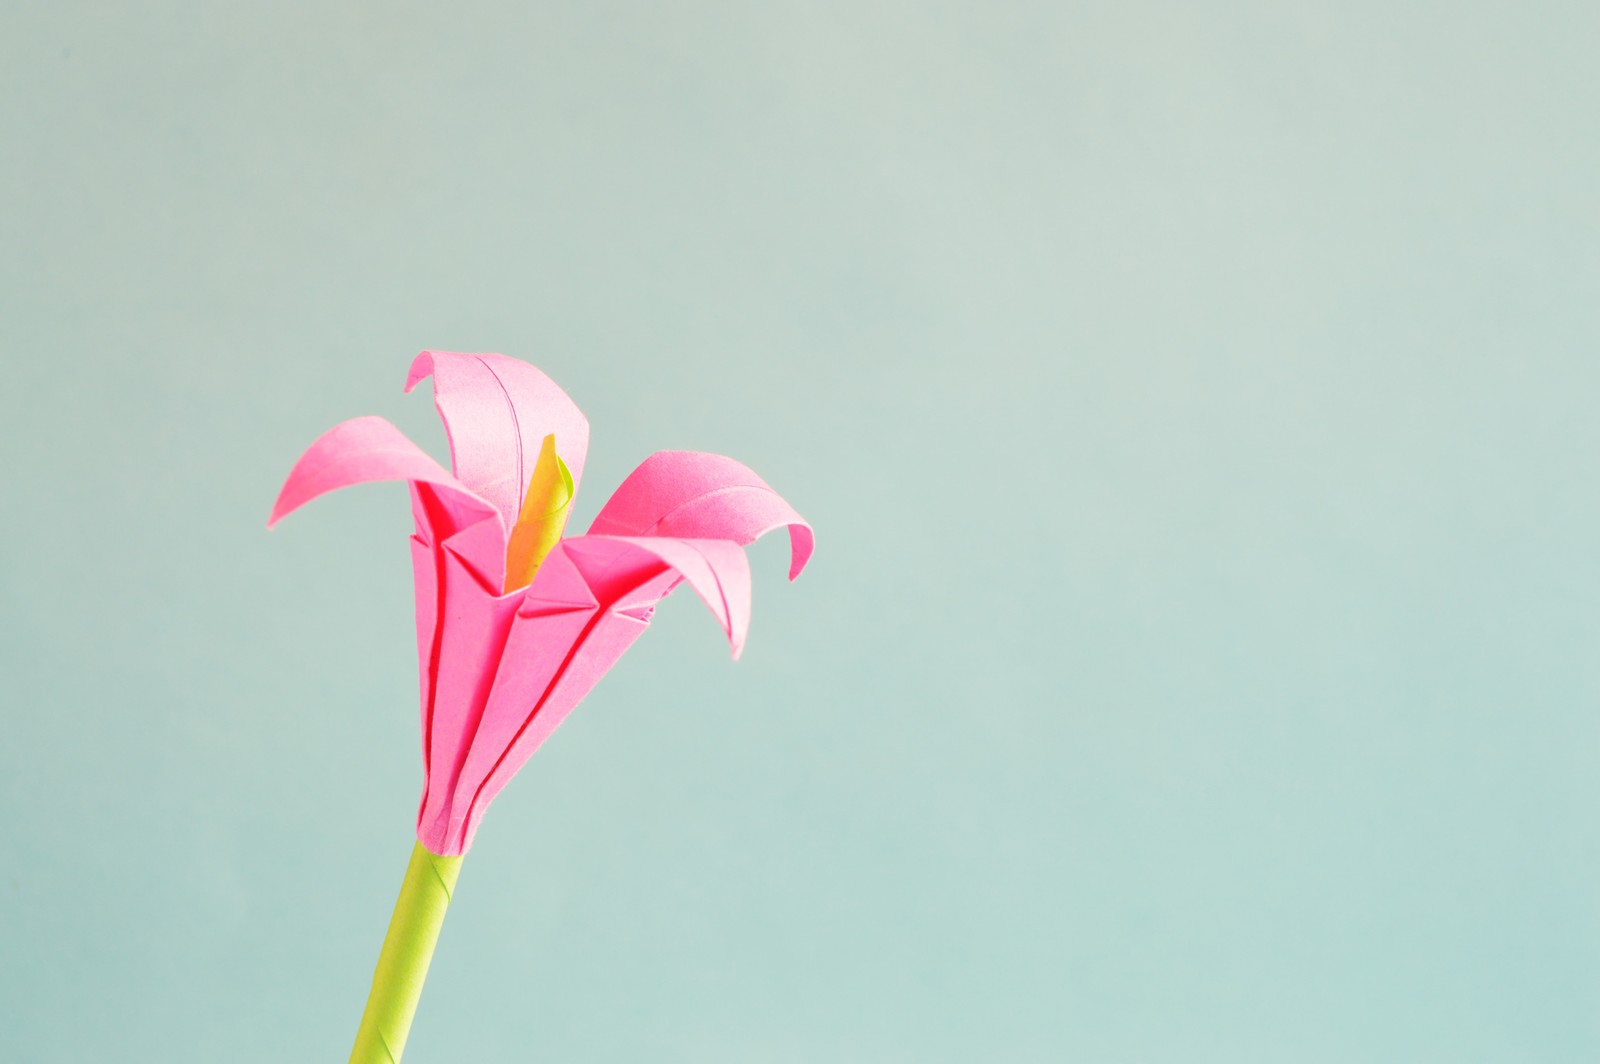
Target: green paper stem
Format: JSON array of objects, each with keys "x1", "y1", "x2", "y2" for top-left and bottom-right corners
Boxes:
[{"x1": 349, "y1": 841, "x2": 463, "y2": 1064}]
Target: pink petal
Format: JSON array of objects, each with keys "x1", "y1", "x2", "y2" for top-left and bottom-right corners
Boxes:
[
  {"x1": 587, "y1": 450, "x2": 814, "y2": 580},
  {"x1": 580, "y1": 536, "x2": 753, "y2": 657},
  {"x1": 408, "y1": 480, "x2": 515, "y2": 789},
  {"x1": 406, "y1": 351, "x2": 591, "y2": 532},
  {"x1": 412, "y1": 540, "x2": 522, "y2": 854},
  {"x1": 419, "y1": 546, "x2": 616, "y2": 854},
  {"x1": 425, "y1": 534, "x2": 757, "y2": 854},
  {"x1": 267, "y1": 416, "x2": 494, "y2": 531}
]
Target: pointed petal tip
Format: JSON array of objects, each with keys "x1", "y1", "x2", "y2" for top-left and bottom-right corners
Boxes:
[
  {"x1": 404, "y1": 350, "x2": 437, "y2": 394},
  {"x1": 727, "y1": 602, "x2": 750, "y2": 659},
  {"x1": 787, "y1": 523, "x2": 816, "y2": 581},
  {"x1": 266, "y1": 472, "x2": 306, "y2": 530},
  {"x1": 266, "y1": 484, "x2": 302, "y2": 529}
]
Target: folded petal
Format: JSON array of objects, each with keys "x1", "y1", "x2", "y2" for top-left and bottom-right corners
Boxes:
[
  {"x1": 408, "y1": 480, "x2": 515, "y2": 797},
  {"x1": 412, "y1": 540, "x2": 522, "y2": 855},
  {"x1": 576, "y1": 536, "x2": 753, "y2": 657},
  {"x1": 267, "y1": 415, "x2": 496, "y2": 533},
  {"x1": 419, "y1": 545, "x2": 625, "y2": 854},
  {"x1": 425, "y1": 533, "x2": 761, "y2": 854},
  {"x1": 588, "y1": 451, "x2": 814, "y2": 580},
  {"x1": 406, "y1": 351, "x2": 591, "y2": 532}
]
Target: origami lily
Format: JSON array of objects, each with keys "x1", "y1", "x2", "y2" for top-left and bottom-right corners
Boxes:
[{"x1": 270, "y1": 351, "x2": 812, "y2": 1063}]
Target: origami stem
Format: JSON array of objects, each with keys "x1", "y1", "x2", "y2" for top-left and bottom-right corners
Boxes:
[{"x1": 349, "y1": 842, "x2": 463, "y2": 1064}]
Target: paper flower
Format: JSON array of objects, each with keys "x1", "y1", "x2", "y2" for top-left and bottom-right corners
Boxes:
[{"x1": 269, "y1": 351, "x2": 813, "y2": 1062}]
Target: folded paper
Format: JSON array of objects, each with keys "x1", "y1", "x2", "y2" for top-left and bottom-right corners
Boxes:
[{"x1": 270, "y1": 352, "x2": 813, "y2": 856}]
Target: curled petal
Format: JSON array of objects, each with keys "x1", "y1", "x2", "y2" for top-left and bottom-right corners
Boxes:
[
  {"x1": 406, "y1": 351, "x2": 591, "y2": 532},
  {"x1": 575, "y1": 536, "x2": 753, "y2": 658},
  {"x1": 588, "y1": 451, "x2": 814, "y2": 580},
  {"x1": 267, "y1": 416, "x2": 495, "y2": 532}
]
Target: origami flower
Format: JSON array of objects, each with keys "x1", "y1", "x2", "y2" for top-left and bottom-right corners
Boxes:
[
  {"x1": 272, "y1": 351, "x2": 814, "y2": 854},
  {"x1": 269, "y1": 351, "x2": 813, "y2": 1063}
]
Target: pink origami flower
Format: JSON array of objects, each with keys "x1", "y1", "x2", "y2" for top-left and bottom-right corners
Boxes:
[{"x1": 270, "y1": 351, "x2": 813, "y2": 856}]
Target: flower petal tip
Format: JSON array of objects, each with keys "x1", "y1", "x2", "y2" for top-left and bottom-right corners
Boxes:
[
  {"x1": 266, "y1": 479, "x2": 305, "y2": 530},
  {"x1": 266, "y1": 482, "x2": 307, "y2": 529},
  {"x1": 787, "y1": 524, "x2": 816, "y2": 582},
  {"x1": 404, "y1": 350, "x2": 437, "y2": 394}
]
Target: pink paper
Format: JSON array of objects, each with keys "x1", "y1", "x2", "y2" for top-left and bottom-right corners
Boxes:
[{"x1": 271, "y1": 351, "x2": 812, "y2": 855}]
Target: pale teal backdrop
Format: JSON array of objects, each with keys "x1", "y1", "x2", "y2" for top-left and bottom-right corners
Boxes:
[{"x1": 3, "y1": 3, "x2": 1598, "y2": 1062}]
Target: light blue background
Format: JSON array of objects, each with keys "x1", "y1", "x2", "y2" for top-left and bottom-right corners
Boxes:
[{"x1": 4, "y1": 3, "x2": 1598, "y2": 1061}]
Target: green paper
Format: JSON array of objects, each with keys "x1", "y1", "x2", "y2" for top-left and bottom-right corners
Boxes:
[{"x1": 349, "y1": 842, "x2": 463, "y2": 1064}]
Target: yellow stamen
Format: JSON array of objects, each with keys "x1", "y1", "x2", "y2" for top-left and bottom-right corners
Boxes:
[{"x1": 502, "y1": 433, "x2": 574, "y2": 593}]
